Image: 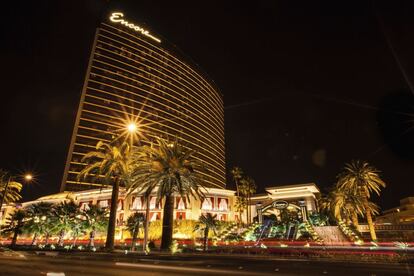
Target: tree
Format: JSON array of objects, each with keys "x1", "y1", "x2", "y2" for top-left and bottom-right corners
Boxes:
[
  {"x1": 230, "y1": 167, "x2": 243, "y2": 197},
  {"x1": 53, "y1": 201, "x2": 79, "y2": 247},
  {"x1": 230, "y1": 167, "x2": 244, "y2": 223},
  {"x1": 2, "y1": 209, "x2": 26, "y2": 248},
  {"x1": 78, "y1": 140, "x2": 132, "y2": 251},
  {"x1": 128, "y1": 138, "x2": 207, "y2": 250},
  {"x1": 0, "y1": 170, "x2": 23, "y2": 209},
  {"x1": 81, "y1": 204, "x2": 108, "y2": 248},
  {"x1": 194, "y1": 213, "x2": 218, "y2": 251},
  {"x1": 239, "y1": 176, "x2": 257, "y2": 224},
  {"x1": 336, "y1": 160, "x2": 386, "y2": 241},
  {"x1": 126, "y1": 212, "x2": 145, "y2": 251},
  {"x1": 24, "y1": 202, "x2": 54, "y2": 246},
  {"x1": 320, "y1": 187, "x2": 364, "y2": 226}
]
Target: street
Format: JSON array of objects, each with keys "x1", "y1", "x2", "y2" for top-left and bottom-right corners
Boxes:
[{"x1": 0, "y1": 250, "x2": 412, "y2": 276}]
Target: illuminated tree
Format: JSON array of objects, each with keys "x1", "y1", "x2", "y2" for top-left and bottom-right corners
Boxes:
[
  {"x1": 128, "y1": 138, "x2": 207, "y2": 251},
  {"x1": 126, "y1": 212, "x2": 145, "y2": 251},
  {"x1": 53, "y1": 201, "x2": 79, "y2": 246},
  {"x1": 0, "y1": 170, "x2": 22, "y2": 207},
  {"x1": 24, "y1": 202, "x2": 54, "y2": 246},
  {"x1": 239, "y1": 176, "x2": 257, "y2": 224},
  {"x1": 2, "y1": 209, "x2": 26, "y2": 248},
  {"x1": 194, "y1": 213, "x2": 218, "y2": 251},
  {"x1": 230, "y1": 167, "x2": 244, "y2": 223},
  {"x1": 81, "y1": 204, "x2": 108, "y2": 248},
  {"x1": 320, "y1": 188, "x2": 364, "y2": 226},
  {"x1": 78, "y1": 140, "x2": 132, "y2": 251},
  {"x1": 336, "y1": 160, "x2": 386, "y2": 241},
  {"x1": 230, "y1": 167, "x2": 243, "y2": 197}
]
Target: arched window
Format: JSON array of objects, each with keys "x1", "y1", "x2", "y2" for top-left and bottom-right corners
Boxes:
[
  {"x1": 132, "y1": 197, "x2": 142, "y2": 210},
  {"x1": 218, "y1": 198, "x2": 228, "y2": 211},
  {"x1": 177, "y1": 197, "x2": 185, "y2": 210},
  {"x1": 202, "y1": 198, "x2": 213, "y2": 210}
]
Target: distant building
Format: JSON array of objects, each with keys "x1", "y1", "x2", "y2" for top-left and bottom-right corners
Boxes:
[
  {"x1": 376, "y1": 197, "x2": 414, "y2": 225},
  {"x1": 61, "y1": 11, "x2": 225, "y2": 191}
]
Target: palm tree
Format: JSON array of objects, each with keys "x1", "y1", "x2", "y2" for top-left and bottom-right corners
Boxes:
[
  {"x1": 81, "y1": 204, "x2": 108, "y2": 248},
  {"x1": 78, "y1": 140, "x2": 132, "y2": 251},
  {"x1": 336, "y1": 160, "x2": 386, "y2": 241},
  {"x1": 128, "y1": 138, "x2": 207, "y2": 250},
  {"x1": 24, "y1": 202, "x2": 54, "y2": 246},
  {"x1": 2, "y1": 209, "x2": 26, "y2": 248},
  {"x1": 230, "y1": 167, "x2": 243, "y2": 223},
  {"x1": 239, "y1": 176, "x2": 256, "y2": 224},
  {"x1": 126, "y1": 212, "x2": 145, "y2": 251},
  {"x1": 0, "y1": 170, "x2": 23, "y2": 209},
  {"x1": 194, "y1": 213, "x2": 218, "y2": 251},
  {"x1": 53, "y1": 201, "x2": 79, "y2": 246},
  {"x1": 71, "y1": 220, "x2": 86, "y2": 247},
  {"x1": 320, "y1": 188, "x2": 364, "y2": 226},
  {"x1": 230, "y1": 167, "x2": 243, "y2": 197}
]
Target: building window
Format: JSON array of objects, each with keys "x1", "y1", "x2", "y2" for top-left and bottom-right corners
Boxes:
[
  {"x1": 176, "y1": 212, "x2": 186, "y2": 220},
  {"x1": 80, "y1": 201, "x2": 91, "y2": 211},
  {"x1": 150, "y1": 197, "x2": 158, "y2": 210},
  {"x1": 176, "y1": 197, "x2": 186, "y2": 210},
  {"x1": 131, "y1": 196, "x2": 142, "y2": 210},
  {"x1": 201, "y1": 197, "x2": 213, "y2": 210},
  {"x1": 217, "y1": 214, "x2": 227, "y2": 221},
  {"x1": 117, "y1": 199, "x2": 124, "y2": 211},
  {"x1": 218, "y1": 198, "x2": 228, "y2": 211},
  {"x1": 98, "y1": 200, "x2": 109, "y2": 208},
  {"x1": 150, "y1": 212, "x2": 160, "y2": 221}
]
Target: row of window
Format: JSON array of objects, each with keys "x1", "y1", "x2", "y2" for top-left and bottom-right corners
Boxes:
[{"x1": 79, "y1": 196, "x2": 229, "y2": 212}]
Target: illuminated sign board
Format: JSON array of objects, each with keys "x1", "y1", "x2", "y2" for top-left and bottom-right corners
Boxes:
[
  {"x1": 272, "y1": 200, "x2": 289, "y2": 210},
  {"x1": 109, "y1": 12, "x2": 161, "y2": 43}
]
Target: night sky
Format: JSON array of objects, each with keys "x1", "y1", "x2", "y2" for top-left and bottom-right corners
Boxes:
[{"x1": 1, "y1": 1, "x2": 414, "y2": 210}]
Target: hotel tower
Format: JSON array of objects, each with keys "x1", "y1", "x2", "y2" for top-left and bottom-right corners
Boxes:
[{"x1": 61, "y1": 12, "x2": 225, "y2": 192}]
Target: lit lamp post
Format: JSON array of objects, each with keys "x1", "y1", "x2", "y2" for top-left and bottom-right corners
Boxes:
[{"x1": 126, "y1": 122, "x2": 151, "y2": 253}]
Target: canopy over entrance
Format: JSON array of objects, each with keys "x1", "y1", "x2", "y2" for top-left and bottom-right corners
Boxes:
[{"x1": 250, "y1": 183, "x2": 320, "y2": 224}]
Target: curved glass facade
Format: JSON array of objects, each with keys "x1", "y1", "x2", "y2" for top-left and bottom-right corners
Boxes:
[{"x1": 61, "y1": 13, "x2": 225, "y2": 191}]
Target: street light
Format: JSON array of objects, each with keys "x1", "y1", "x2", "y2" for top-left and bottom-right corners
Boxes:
[
  {"x1": 127, "y1": 122, "x2": 138, "y2": 133},
  {"x1": 24, "y1": 174, "x2": 33, "y2": 182}
]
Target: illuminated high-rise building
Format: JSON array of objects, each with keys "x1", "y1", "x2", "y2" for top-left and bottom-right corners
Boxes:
[{"x1": 61, "y1": 12, "x2": 225, "y2": 191}]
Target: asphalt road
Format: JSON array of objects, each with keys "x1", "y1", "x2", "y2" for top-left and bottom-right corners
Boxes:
[{"x1": 0, "y1": 251, "x2": 412, "y2": 276}]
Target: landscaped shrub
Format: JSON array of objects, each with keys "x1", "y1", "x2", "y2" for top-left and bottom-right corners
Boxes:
[
  {"x1": 173, "y1": 220, "x2": 198, "y2": 239},
  {"x1": 138, "y1": 219, "x2": 199, "y2": 241}
]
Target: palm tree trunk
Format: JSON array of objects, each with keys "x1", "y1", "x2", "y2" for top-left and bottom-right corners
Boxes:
[
  {"x1": 105, "y1": 178, "x2": 120, "y2": 251},
  {"x1": 31, "y1": 233, "x2": 38, "y2": 246},
  {"x1": 351, "y1": 212, "x2": 359, "y2": 227},
  {"x1": 363, "y1": 196, "x2": 377, "y2": 241},
  {"x1": 89, "y1": 230, "x2": 95, "y2": 247},
  {"x1": 203, "y1": 228, "x2": 209, "y2": 251},
  {"x1": 11, "y1": 230, "x2": 18, "y2": 247},
  {"x1": 58, "y1": 230, "x2": 65, "y2": 246},
  {"x1": 160, "y1": 194, "x2": 174, "y2": 251},
  {"x1": 45, "y1": 232, "x2": 50, "y2": 245},
  {"x1": 247, "y1": 191, "x2": 251, "y2": 224},
  {"x1": 143, "y1": 198, "x2": 150, "y2": 252},
  {"x1": 239, "y1": 197, "x2": 243, "y2": 225},
  {"x1": 131, "y1": 226, "x2": 138, "y2": 251}
]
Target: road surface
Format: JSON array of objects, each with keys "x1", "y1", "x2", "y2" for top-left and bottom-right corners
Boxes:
[{"x1": 0, "y1": 250, "x2": 412, "y2": 275}]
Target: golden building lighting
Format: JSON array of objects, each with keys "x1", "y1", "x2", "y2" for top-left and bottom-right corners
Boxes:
[{"x1": 61, "y1": 11, "x2": 225, "y2": 191}]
